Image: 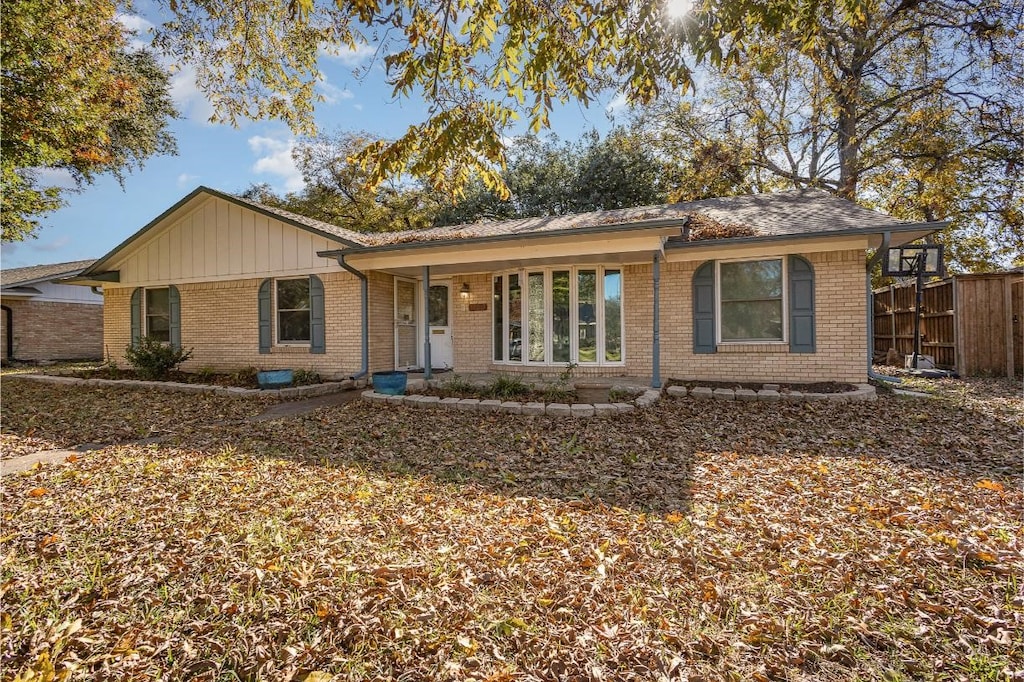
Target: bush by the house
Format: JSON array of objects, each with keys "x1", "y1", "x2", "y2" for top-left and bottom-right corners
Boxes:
[{"x1": 124, "y1": 337, "x2": 193, "y2": 380}]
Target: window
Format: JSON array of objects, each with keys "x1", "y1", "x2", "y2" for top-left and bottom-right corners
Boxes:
[
  {"x1": 493, "y1": 266, "x2": 624, "y2": 365},
  {"x1": 277, "y1": 278, "x2": 311, "y2": 343},
  {"x1": 718, "y1": 258, "x2": 784, "y2": 342},
  {"x1": 145, "y1": 288, "x2": 170, "y2": 342}
]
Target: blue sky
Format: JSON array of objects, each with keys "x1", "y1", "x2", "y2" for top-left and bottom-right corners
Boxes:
[{"x1": 2, "y1": 11, "x2": 624, "y2": 269}]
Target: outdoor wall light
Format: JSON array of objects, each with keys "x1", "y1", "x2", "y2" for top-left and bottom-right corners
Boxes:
[{"x1": 460, "y1": 283, "x2": 471, "y2": 299}]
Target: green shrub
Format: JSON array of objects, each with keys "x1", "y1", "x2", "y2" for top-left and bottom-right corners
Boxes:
[
  {"x1": 541, "y1": 383, "x2": 575, "y2": 403},
  {"x1": 441, "y1": 374, "x2": 476, "y2": 395},
  {"x1": 123, "y1": 337, "x2": 193, "y2": 380},
  {"x1": 487, "y1": 374, "x2": 531, "y2": 399},
  {"x1": 293, "y1": 368, "x2": 322, "y2": 386},
  {"x1": 231, "y1": 366, "x2": 259, "y2": 388}
]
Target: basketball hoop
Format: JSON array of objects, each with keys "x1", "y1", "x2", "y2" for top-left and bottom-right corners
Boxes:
[{"x1": 880, "y1": 244, "x2": 945, "y2": 370}]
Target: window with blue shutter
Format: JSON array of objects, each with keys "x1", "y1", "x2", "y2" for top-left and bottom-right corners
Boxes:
[
  {"x1": 130, "y1": 288, "x2": 142, "y2": 348},
  {"x1": 788, "y1": 255, "x2": 816, "y2": 352},
  {"x1": 258, "y1": 279, "x2": 272, "y2": 354},
  {"x1": 168, "y1": 285, "x2": 181, "y2": 350},
  {"x1": 692, "y1": 261, "x2": 716, "y2": 353},
  {"x1": 309, "y1": 274, "x2": 325, "y2": 354}
]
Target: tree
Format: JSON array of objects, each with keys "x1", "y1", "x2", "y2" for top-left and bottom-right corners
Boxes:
[
  {"x1": 241, "y1": 131, "x2": 443, "y2": 232},
  {"x1": 1, "y1": 0, "x2": 178, "y2": 242},
  {"x1": 628, "y1": 1, "x2": 1024, "y2": 270},
  {"x1": 435, "y1": 128, "x2": 669, "y2": 225},
  {"x1": 149, "y1": 0, "x2": 891, "y2": 200}
]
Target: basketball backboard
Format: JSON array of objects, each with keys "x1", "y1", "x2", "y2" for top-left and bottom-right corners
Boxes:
[{"x1": 882, "y1": 244, "x2": 944, "y2": 277}]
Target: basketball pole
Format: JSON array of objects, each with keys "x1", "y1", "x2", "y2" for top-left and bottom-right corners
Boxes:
[{"x1": 912, "y1": 251, "x2": 925, "y2": 370}]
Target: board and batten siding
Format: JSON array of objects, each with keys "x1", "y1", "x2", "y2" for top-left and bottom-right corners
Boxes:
[{"x1": 109, "y1": 195, "x2": 343, "y2": 287}]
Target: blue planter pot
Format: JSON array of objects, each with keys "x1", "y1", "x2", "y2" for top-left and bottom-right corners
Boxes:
[
  {"x1": 258, "y1": 369, "x2": 293, "y2": 389},
  {"x1": 372, "y1": 370, "x2": 408, "y2": 395}
]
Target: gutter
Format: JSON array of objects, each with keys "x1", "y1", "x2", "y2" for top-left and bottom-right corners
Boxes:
[
  {"x1": 865, "y1": 231, "x2": 900, "y2": 385},
  {"x1": 335, "y1": 254, "x2": 369, "y2": 380}
]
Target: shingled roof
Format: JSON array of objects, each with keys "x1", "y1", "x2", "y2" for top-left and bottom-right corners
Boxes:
[
  {"x1": 1, "y1": 259, "x2": 97, "y2": 288},
  {"x1": 332, "y1": 188, "x2": 915, "y2": 250}
]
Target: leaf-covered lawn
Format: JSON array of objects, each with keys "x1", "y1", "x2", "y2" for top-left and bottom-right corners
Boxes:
[
  {"x1": 0, "y1": 378, "x2": 273, "y2": 456},
  {"x1": 1, "y1": 378, "x2": 1021, "y2": 681}
]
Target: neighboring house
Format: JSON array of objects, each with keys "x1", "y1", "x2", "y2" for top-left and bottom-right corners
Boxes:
[
  {"x1": 69, "y1": 186, "x2": 943, "y2": 384},
  {"x1": 1, "y1": 259, "x2": 104, "y2": 362}
]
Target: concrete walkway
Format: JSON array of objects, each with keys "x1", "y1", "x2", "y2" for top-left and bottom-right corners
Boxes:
[
  {"x1": 250, "y1": 387, "x2": 364, "y2": 421},
  {"x1": 2, "y1": 447, "x2": 96, "y2": 475}
]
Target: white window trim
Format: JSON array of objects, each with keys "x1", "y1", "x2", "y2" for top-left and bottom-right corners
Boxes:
[
  {"x1": 274, "y1": 276, "x2": 311, "y2": 346},
  {"x1": 491, "y1": 265, "x2": 626, "y2": 367},
  {"x1": 143, "y1": 286, "x2": 170, "y2": 342},
  {"x1": 715, "y1": 256, "x2": 788, "y2": 345}
]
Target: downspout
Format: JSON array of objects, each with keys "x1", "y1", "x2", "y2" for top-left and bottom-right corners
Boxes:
[
  {"x1": 1, "y1": 305, "x2": 12, "y2": 361},
  {"x1": 866, "y1": 232, "x2": 900, "y2": 384},
  {"x1": 335, "y1": 255, "x2": 369, "y2": 380},
  {"x1": 422, "y1": 265, "x2": 432, "y2": 380},
  {"x1": 652, "y1": 251, "x2": 661, "y2": 389}
]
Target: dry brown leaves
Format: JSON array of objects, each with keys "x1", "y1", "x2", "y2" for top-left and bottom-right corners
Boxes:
[
  {"x1": 1, "y1": 378, "x2": 1021, "y2": 681},
  {"x1": 686, "y1": 215, "x2": 759, "y2": 241},
  {"x1": 0, "y1": 378, "x2": 272, "y2": 452}
]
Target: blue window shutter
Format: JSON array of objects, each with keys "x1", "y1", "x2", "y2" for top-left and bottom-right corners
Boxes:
[
  {"x1": 258, "y1": 279, "x2": 272, "y2": 354},
  {"x1": 130, "y1": 288, "x2": 142, "y2": 348},
  {"x1": 789, "y1": 255, "x2": 815, "y2": 353},
  {"x1": 310, "y1": 274, "x2": 325, "y2": 354},
  {"x1": 168, "y1": 285, "x2": 181, "y2": 350},
  {"x1": 693, "y1": 261, "x2": 716, "y2": 354}
]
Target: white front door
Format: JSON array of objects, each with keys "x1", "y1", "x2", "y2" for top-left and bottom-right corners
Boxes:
[{"x1": 428, "y1": 281, "x2": 454, "y2": 369}]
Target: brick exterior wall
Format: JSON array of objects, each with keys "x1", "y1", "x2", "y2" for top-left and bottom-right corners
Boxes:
[
  {"x1": 103, "y1": 271, "x2": 398, "y2": 379},
  {"x1": 1, "y1": 299, "x2": 103, "y2": 361},
  {"x1": 101, "y1": 248, "x2": 866, "y2": 383},
  {"x1": 446, "y1": 249, "x2": 867, "y2": 383}
]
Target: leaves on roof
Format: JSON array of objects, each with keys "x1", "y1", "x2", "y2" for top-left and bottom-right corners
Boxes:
[{"x1": 686, "y1": 213, "x2": 761, "y2": 240}]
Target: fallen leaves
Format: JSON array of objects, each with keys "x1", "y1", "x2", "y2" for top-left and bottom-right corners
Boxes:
[{"x1": 0, "y1": 376, "x2": 1021, "y2": 680}]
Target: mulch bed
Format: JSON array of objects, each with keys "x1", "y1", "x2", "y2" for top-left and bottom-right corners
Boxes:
[{"x1": 669, "y1": 379, "x2": 857, "y2": 394}]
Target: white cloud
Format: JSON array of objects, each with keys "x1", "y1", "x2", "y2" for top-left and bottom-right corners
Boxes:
[
  {"x1": 29, "y1": 167, "x2": 78, "y2": 190},
  {"x1": 319, "y1": 82, "x2": 355, "y2": 105},
  {"x1": 248, "y1": 136, "x2": 304, "y2": 193},
  {"x1": 169, "y1": 64, "x2": 217, "y2": 123},
  {"x1": 606, "y1": 92, "x2": 630, "y2": 114},
  {"x1": 115, "y1": 13, "x2": 154, "y2": 51},
  {"x1": 31, "y1": 236, "x2": 71, "y2": 253},
  {"x1": 177, "y1": 173, "x2": 200, "y2": 188},
  {"x1": 352, "y1": 103, "x2": 364, "y2": 111},
  {"x1": 320, "y1": 42, "x2": 375, "y2": 67}
]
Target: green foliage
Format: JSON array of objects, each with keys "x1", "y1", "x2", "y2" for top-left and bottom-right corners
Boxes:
[
  {"x1": 558, "y1": 362, "x2": 579, "y2": 384},
  {"x1": 124, "y1": 338, "x2": 194, "y2": 380},
  {"x1": 1, "y1": 0, "x2": 178, "y2": 241},
  {"x1": 486, "y1": 374, "x2": 531, "y2": 400},
  {"x1": 540, "y1": 383, "x2": 575, "y2": 403},
  {"x1": 441, "y1": 374, "x2": 476, "y2": 395},
  {"x1": 629, "y1": 1, "x2": 1023, "y2": 271},
  {"x1": 292, "y1": 368, "x2": 322, "y2": 386},
  {"x1": 231, "y1": 366, "x2": 260, "y2": 387}
]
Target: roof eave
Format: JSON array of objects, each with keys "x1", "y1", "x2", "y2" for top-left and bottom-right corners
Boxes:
[
  {"x1": 317, "y1": 218, "x2": 688, "y2": 259},
  {"x1": 664, "y1": 221, "x2": 948, "y2": 252}
]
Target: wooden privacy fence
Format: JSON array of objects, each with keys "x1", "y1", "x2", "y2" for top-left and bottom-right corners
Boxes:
[{"x1": 873, "y1": 271, "x2": 1023, "y2": 377}]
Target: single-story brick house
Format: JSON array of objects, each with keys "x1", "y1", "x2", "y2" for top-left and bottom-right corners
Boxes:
[
  {"x1": 1, "y1": 259, "x2": 104, "y2": 362},
  {"x1": 69, "y1": 186, "x2": 942, "y2": 385}
]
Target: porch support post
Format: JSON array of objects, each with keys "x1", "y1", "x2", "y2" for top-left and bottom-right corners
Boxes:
[
  {"x1": 652, "y1": 251, "x2": 661, "y2": 389},
  {"x1": 422, "y1": 265, "x2": 432, "y2": 380}
]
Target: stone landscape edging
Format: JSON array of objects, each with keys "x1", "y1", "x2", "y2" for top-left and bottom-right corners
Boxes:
[
  {"x1": 666, "y1": 383, "x2": 877, "y2": 403},
  {"x1": 361, "y1": 381, "x2": 876, "y2": 417},
  {"x1": 12, "y1": 373, "x2": 364, "y2": 398}
]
